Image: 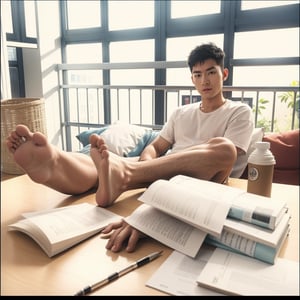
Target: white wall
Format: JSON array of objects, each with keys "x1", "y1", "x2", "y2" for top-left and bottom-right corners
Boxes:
[{"x1": 35, "y1": 0, "x2": 63, "y2": 147}]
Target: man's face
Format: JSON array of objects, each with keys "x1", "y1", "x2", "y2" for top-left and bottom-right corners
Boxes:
[{"x1": 191, "y1": 59, "x2": 228, "y2": 100}]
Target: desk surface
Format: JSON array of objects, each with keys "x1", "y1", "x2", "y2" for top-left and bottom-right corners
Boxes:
[{"x1": 1, "y1": 175, "x2": 299, "y2": 295}]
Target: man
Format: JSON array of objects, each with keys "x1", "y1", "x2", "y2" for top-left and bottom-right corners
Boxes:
[{"x1": 7, "y1": 43, "x2": 253, "y2": 253}]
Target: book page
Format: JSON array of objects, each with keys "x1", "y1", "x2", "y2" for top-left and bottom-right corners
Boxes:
[
  {"x1": 196, "y1": 248, "x2": 299, "y2": 296},
  {"x1": 24, "y1": 203, "x2": 121, "y2": 242},
  {"x1": 170, "y1": 175, "x2": 287, "y2": 230},
  {"x1": 125, "y1": 204, "x2": 206, "y2": 257},
  {"x1": 146, "y1": 247, "x2": 223, "y2": 295},
  {"x1": 8, "y1": 203, "x2": 121, "y2": 257},
  {"x1": 138, "y1": 178, "x2": 232, "y2": 237}
]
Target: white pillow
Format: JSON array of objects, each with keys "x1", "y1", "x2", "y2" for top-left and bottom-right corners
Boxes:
[
  {"x1": 231, "y1": 127, "x2": 265, "y2": 178},
  {"x1": 100, "y1": 121, "x2": 155, "y2": 156}
]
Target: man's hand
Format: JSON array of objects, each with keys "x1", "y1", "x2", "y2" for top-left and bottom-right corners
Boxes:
[{"x1": 101, "y1": 219, "x2": 145, "y2": 252}]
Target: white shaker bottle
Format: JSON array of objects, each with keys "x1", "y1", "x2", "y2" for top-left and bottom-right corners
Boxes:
[{"x1": 247, "y1": 141, "x2": 276, "y2": 197}]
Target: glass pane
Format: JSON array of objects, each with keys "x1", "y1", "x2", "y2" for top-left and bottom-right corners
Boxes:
[
  {"x1": 67, "y1": 0, "x2": 100, "y2": 29},
  {"x1": 233, "y1": 65, "x2": 299, "y2": 87},
  {"x1": 1, "y1": 0, "x2": 13, "y2": 33},
  {"x1": 66, "y1": 43, "x2": 102, "y2": 85},
  {"x1": 24, "y1": 0, "x2": 37, "y2": 38},
  {"x1": 166, "y1": 34, "x2": 224, "y2": 85},
  {"x1": 108, "y1": 0, "x2": 154, "y2": 30},
  {"x1": 110, "y1": 40, "x2": 154, "y2": 62},
  {"x1": 66, "y1": 43, "x2": 102, "y2": 63},
  {"x1": 241, "y1": 0, "x2": 299, "y2": 10},
  {"x1": 234, "y1": 28, "x2": 299, "y2": 58},
  {"x1": 7, "y1": 47, "x2": 17, "y2": 61},
  {"x1": 110, "y1": 39, "x2": 154, "y2": 84},
  {"x1": 171, "y1": 0, "x2": 221, "y2": 18}
]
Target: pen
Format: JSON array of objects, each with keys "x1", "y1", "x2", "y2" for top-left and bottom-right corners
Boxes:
[{"x1": 74, "y1": 250, "x2": 163, "y2": 296}]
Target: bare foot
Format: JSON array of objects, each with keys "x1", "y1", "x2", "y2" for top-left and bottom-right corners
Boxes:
[
  {"x1": 89, "y1": 134, "x2": 128, "y2": 207},
  {"x1": 6, "y1": 124, "x2": 56, "y2": 184}
]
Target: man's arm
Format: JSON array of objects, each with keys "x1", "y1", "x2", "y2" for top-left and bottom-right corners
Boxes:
[{"x1": 139, "y1": 135, "x2": 171, "y2": 161}]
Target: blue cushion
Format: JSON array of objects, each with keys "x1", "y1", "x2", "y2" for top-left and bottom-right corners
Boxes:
[{"x1": 76, "y1": 127, "x2": 108, "y2": 147}]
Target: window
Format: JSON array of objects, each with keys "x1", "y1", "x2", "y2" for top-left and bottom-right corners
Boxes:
[
  {"x1": 66, "y1": 43, "x2": 102, "y2": 85},
  {"x1": 110, "y1": 39, "x2": 154, "y2": 85},
  {"x1": 1, "y1": 0, "x2": 37, "y2": 98},
  {"x1": 66, "y1": 0, "x2": 101, "y2": 29},
  {"x1": 7, "y1": 47, "x2": 25, "y2": 98},
  {"x1": 171, "y1": 0, "x2": 221, "y2": 18},
  {"x1": 24, "y1": 0, "x2": 37, "y2": 38},
  {"x1": 234, "y1": 28, "x2": 299, "y2": 59},
  {"x1": 1, "y1": 0, "x2": 13, "y2": 33},
  {"x1": 108, "y1": 0, "x2": 154, "y2": 30},
  {"x1": 4, "y1": 0, "x2": 37, "y2": 45},
  {"x1": 241, "y1": 0, "x2": 299, "y2": 10}
]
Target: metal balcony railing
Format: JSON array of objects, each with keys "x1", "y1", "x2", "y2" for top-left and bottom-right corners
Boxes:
[{"x1": 57, "y1": 63, "x2": 299, "y2": 152}]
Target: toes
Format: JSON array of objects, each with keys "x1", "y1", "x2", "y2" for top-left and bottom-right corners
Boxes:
[{"x1": 15, "y1": 124, "x2": 31, "y2": 138}]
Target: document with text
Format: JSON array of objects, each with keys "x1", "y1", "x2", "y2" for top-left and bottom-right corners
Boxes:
[
  {"x1": 146, "y1": 247, "x2": 223, "y2": 296},
  {"x1": 196, "y1": 248, "x2": 299, "y2": 296},
  {"x1": 169, "y1": 175, "x2": 288, "y2": 230},
  {"x1": 125, "y1": 204, "x2": 206, "y2": 257},
  {"x1": 138, "y1": 177, "x2": 232, "y2": 237}
]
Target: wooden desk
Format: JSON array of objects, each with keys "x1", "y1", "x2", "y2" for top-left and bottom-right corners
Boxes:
[{"x1": 1, "y1": 175, "x2": 299, "y2": 295}]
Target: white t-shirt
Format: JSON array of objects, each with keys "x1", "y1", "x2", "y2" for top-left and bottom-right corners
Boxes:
[{"x1": 159, "y1": 99, "x2": 254, "y2": 177}]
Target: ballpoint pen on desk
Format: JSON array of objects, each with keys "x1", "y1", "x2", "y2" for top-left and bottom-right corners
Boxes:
[{"x1": 74, "y1": 250, "x2": 163, "y2": 296}]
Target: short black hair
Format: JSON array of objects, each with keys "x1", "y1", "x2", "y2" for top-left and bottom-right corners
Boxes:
[{"x1": 187, "y1": 43, "x2": 225, "y2": 72}]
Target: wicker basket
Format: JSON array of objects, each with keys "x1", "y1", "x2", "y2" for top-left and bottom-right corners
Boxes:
[{"x1": 1, "y1": 98, "x2": 47, "y2": 175}]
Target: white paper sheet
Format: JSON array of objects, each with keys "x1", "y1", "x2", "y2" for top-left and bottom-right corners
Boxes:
[{"x1": 146, "y1": 247, "x2": 223, "y2": 295}]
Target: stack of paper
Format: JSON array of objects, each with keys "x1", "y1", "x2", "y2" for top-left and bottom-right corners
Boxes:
[{"x1": 146, "y1": 247, "x2": 299, "y2": 296}]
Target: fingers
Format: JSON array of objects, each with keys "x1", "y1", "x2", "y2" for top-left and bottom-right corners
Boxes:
[
  {"x1": 101, "y1": 220, "x2": 124, "y2": 234},
  {"x1": 104, "y1": 220, "x2": 142, "y2": 253},
  {"x1": 126, "y1": 228, "x2": 143, "y2": 252}
]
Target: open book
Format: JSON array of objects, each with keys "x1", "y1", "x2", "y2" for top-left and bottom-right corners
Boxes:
[
  {"x1": 196, "y1": 248, "x2": 299, "y2": 296},
  {"x1": 7, "y1": 203, "x2": 121, "y2": 257},
  {"x1": 168, "y1": 175, "x2": 288, "y2": 230},
  {"x1": 138, "y1": 176, "x2": 233, "y2": 237}
]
